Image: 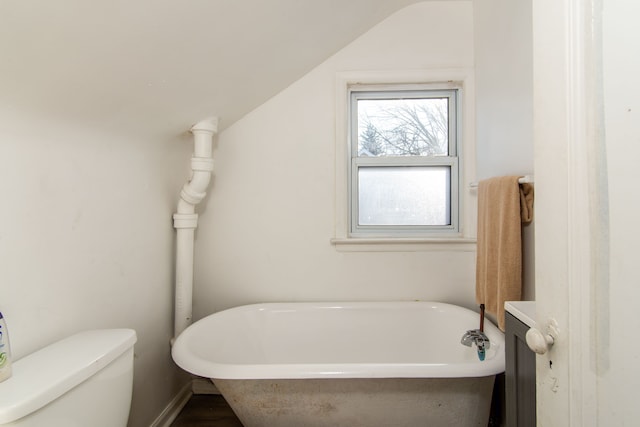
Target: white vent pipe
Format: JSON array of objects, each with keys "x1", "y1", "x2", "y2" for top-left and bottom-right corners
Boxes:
[{"x1": 172, "y1": 117, "x2": 218, "y2": 342}]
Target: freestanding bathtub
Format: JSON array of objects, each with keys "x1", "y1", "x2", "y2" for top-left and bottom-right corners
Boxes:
[{"x1": 172, "y1": 301, "x2": 504, "y2": 427}]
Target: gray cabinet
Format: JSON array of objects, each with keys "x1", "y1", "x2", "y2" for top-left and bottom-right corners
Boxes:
[{"x1": 505, "y1": 311, "x2": 536, "y2": 426}]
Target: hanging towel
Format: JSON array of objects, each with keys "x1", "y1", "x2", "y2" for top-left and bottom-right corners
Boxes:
[{"x1": 476, "y1": 176, "x2": 534, "y2": 331}]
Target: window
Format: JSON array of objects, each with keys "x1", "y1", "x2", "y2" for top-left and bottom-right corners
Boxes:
[{"x1": 349, "y1": 86, "x2": 460, "y2": 237}]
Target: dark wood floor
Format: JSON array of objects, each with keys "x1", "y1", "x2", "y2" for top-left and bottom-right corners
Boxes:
[{"x1": 171, "y1": 394, "x2": 243, "y2": 427}]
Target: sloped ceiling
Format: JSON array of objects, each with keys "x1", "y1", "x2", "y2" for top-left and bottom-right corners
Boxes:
[{"x1": 0, "y1": 0, "x2": 427, "y2": 138}]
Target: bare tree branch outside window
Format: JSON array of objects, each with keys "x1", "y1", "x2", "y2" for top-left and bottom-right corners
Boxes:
[{"x1": 357, "y1": 98, "x2": 449, "y2": 157}]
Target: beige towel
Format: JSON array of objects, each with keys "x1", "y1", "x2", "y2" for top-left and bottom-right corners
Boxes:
[{"x1": 476, "y1": 176, "x2": 534, "y2": 331}]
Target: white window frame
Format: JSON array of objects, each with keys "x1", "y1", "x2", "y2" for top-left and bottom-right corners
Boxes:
[
  {"x1": 332, "y1": 70, "x2": 477, "y2": 251},
  {"x1": 349, "y1": 86, "x2": 460, "y2": 237}
]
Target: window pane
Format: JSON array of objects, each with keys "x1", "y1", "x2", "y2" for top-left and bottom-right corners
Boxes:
[
  {"x1": 358, "y1": 166, "x2": 451, "y2": 226},
  {"x1": 357, "y1": 98, "x2": 449, "y2": 157}
]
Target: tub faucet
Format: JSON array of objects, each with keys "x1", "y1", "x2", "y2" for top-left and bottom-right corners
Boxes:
[
  {"x1": 461, "y1": 304, "x2": 490, "y2": 361},
  {"x1": 461, "y1": 329, "x2": 490, "y2": 361}
]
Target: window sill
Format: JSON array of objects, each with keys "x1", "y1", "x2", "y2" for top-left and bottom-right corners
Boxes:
[{"x1": 330, "y1": 237, "x2": 477, "y2": 252}]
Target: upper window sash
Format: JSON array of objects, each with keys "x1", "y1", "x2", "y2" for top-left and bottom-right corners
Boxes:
[{"x1": 349, "y1": 88, "x2": 458, "y2": 159}]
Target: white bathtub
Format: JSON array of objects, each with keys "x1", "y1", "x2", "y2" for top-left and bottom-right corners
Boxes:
[{"x1": 172, "y1": 301, "x2": 505, "y2": 427}]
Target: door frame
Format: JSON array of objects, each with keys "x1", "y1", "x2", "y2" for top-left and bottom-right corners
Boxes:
[{"x1": 532, "y1": 0, "x2": 603, "y2": 425}]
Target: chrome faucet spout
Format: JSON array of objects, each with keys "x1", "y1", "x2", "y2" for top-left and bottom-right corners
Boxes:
[
  {"x1": 460, "y1": 304, "x2": 491, "y2": 361},
  {"x1": 460, "y1": 329, "x2": 490, "y2": 361}
]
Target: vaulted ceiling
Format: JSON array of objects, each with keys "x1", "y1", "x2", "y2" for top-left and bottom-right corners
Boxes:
[{"x1": 1, "y1": 0, "x2": 428, "y2": 138}]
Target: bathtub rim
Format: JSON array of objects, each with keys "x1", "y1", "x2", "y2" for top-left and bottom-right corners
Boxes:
[{"x1": 171, "y1": 301, "x2": 505, "y2": 380}]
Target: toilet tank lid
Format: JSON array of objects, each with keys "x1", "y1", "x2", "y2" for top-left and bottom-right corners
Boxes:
[{"x1": 0, "y1": 329, "x2": 137, "y2": 424}]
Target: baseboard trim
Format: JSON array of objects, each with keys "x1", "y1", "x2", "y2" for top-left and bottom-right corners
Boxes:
[{"x1": 149, "y1": 382, "x2": 193, "y2": 427}]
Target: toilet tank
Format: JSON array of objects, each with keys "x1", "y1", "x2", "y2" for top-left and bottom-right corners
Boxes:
[{"x1": 0, "y1": 329, "x2": 137, "y2": 427}]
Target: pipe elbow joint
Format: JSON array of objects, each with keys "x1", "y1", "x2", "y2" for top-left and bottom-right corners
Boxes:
[{"x1": 180, "y1": 176, "x2": 209, "y2": 205}]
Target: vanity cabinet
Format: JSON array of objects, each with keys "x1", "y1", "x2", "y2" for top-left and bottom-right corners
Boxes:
[{"x1": 505, "y1": 311, "x2": 536, "y2": 427}]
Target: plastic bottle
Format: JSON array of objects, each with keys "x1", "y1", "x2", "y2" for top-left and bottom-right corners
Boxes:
[{"x1": 0, "y1": 311, "x2": 12, "y2": 382}]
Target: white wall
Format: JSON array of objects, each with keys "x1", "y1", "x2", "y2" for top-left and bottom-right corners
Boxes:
[
  {"x1": 0, "y1": 106, "x2": 191, "y2": 427},
  {"x1": 474, "y1": 0, "x2": 534, "y2": 180},
  {"x1": 599, "y1": 0, "x2": 640, "y2": 422},
  {"x1": 193, "y1": 2, "x2": 477, "y2": 319},
  {"x1": 474, "y1": 0, "x2": 535, "y2": 300}
]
